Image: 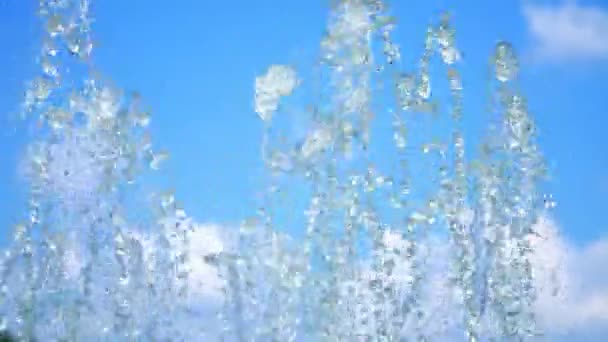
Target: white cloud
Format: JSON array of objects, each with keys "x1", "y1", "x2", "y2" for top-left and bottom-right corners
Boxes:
[
  {"x1": 176, "y1": 219, "x2": 608, "y2": 339},
  {"x1": 14, "y1": 214, "x2": 608, "y2": 340},
  {"x1": 523, "y1": 2, "x2": 608, "y2": 61},
  {"x1": 529, "y1": 217, "x2": 608, "y2": 338},
  {"x1": 126, "y1": 221, "x2": 228, "y2": 301},
  {"x1": 176, "y1": 223, "x2": 227, "y2": 299},
  {"x1": 338, "y1": 219, "x2": 608, "y2": 339},
  {"x1": 55, "y1": 221, "x2": 227, "y2": 340}
]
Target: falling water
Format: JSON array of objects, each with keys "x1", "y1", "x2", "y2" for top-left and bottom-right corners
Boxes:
[{"x1": 0, "y1": 0, "x2": 555, "y2": 341}]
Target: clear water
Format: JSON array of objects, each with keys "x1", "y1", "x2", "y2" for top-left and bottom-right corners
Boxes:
[{"x1": 0, "y1": 0, "x2": 559, "y2": 341}]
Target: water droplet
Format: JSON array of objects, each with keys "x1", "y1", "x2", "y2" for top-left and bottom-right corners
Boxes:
[
  {"x1": 41, "y1": 58, "x2": 58, "y2": 78},
  {"x1": 441, "y1": 46, "x2": 460, "y2": 65},
  {"x1": 119, "y1": 275, "x2": 130, "y2": 286},
  {"x1": 457, "y1": 208, "x2": 475, "y2": 226},
  {"x1": 400, "y1": 180, "x2": 411, "y2": 196},
  {"x1": 396, "y1": 73, "x2": 416, "y2": 110},
  {"x1": 448, "y1": 69, "x2": 462, "y2": 91},
  {"x1": 409, "y1": 211, "x2": 427, "y2": 225},
  {"x1": 397, "y1": 73, "x2": 416, "y2": 94},
  {"x1": 150, "y1": 151, "x2": 169, "y2": 170},
  {"x1": 417, "y1": 74, "x2": 431, "y2": 99},
  {"x1": 42, "y1": 39, "x2": 59, "y2": 57},
  {"x1": 268, "y1": 151, "x2": 293, "y2": 173},
  {"x1": 383, "y1": 34, "x2": 400, "y2": 64},
  {"x1": 543, "y1": 194, "x2": 557, "y2": 209},
  {"x1": 301, "y1": 126, "x2": 332, "y2": 160},
  {"x1": 255, "y1": 65, "x2": 298, "y2": 121},
  {"x1": 134, "y1": 111, "x2": 151, "y2": 127},
  {"x1": 46, "y1": 107, "x2": 71, "y2": 130},
  {"x1": 66, "y1": 34, "x2": 93, "y2": 59},
  {"x1": 46, "y1": 14, "x2": 65, "y2": 36},
  {"x1": 28, "y1": 77, "x2": 53, "y2": 103},
  {"x1": 393, "y1": 131, "x2": 406, "y2": 149},
  {"x1": 159, "y1": 192, "x2": 177, "y2": 217},
  {"x1": 424, "y1": 27, "x2": 434, "y2": 50},
  {"x1": 436, "y1": 25, "x2": 452, "y2": 48},
  {"x1": 494, "y1": 41, "x2": 519, "y2": 82}
]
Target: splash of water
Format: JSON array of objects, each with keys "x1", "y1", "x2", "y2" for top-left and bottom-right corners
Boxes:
[{"x1": 0, "y1": 0, "x2": 555, "y2": 341}]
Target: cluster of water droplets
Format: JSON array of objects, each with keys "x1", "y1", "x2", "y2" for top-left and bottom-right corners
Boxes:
[
  {"x1": 218, "y1": 1, "x2": 552, "y2": 341},
  {"x1": 0, "y1": 0, "x2": 556, "y2": 341},
  {"x1": 0, "y1": 1, "x2": 208, "y2": 340}
]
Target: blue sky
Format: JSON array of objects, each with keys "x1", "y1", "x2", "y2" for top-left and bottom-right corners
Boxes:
[
  {"x1": 2, "y1": 0, "x2": 607, "y2": 245},
  {"x1": 1, "y1": 0, "x2": 608, "y2": 339}
]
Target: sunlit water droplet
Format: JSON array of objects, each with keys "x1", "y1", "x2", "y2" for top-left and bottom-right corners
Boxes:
[
  {"x1": 494, "y1": 41, "x2": 519, "y2": 82},
  {"x1": 255, "y1": 65, "x2": 298, "y2": 121},
  {"x1": 46, "y1": 14, "x2": 65, "y2": 36}
]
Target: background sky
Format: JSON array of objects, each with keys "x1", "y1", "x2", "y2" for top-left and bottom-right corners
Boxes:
[
  {"x1": 1, "y1": 0, "x2": 608, "y2": 339},
  {"x1": 2, "y1": 0, "x2": 608, "y2": 246}
]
